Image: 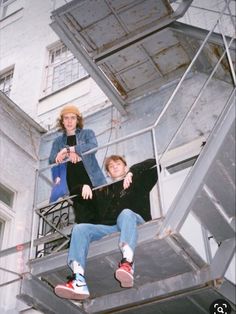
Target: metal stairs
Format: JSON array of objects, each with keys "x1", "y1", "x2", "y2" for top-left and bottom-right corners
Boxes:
[
  {"x1": 18, "y1": 96, "x2": 236, "y2": 313},
  {"x1": 16, "y1": 1, "x2": 235, "y2": 312}
]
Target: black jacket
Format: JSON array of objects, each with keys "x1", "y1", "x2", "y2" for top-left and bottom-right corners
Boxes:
[
  {"x1": 73, "y1": 159, "x2": 158, "y2": 225},
  {"x1": 95, "y1": 159, "x2": 158, "y2": 225}
]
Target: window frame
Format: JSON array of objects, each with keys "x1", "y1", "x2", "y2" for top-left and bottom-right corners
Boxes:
[
  {"x1": 0, "y1": 0, "x2": 21, "y2": 20},
  {"x1": 0, "y1": 67, "x2": 14, "y2": 96},
  {"x1": 0, "y1": 217, "x2": 5, "y2": 249},
  {"x1": 0, "y1": 182, "x2": 15, "y2": 208},
  {"x1": 0, "y1": 200, "x2": 15, "y2": 250},
  {"x1": 42, "y1": 42, "x2": 89, "y2": 97}
]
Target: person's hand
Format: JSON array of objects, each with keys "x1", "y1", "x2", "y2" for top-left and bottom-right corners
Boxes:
[
  {"x1": 54, "y1": 177, "x2": 61, "y2": 185},
  {"x1": 69, "y1": 152, "x2": 81, "y2": 164},
  {"x1": 123, "y1": 172, "x2": 133, "y2": 189},
  {"x1": 82, "y1": 184, "x2": 93, "y2": 199},
  {"x1": 55, "y1": 148, "x2": 67, "y2": 163}
]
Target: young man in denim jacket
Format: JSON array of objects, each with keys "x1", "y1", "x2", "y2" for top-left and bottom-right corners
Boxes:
[{"x1": 49, "y1": 104, "x2": 106, "y2": 221}]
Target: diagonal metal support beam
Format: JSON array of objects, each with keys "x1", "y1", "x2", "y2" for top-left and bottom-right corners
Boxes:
[
  {"x1": 158, "y1": 91, "x2": 235, "y2": 236},
  {"x1": 209, "y1": 237, "x2": 236, "y2": 279},
  {"x1": 18, "y1": 273, "x2": 85, "y2": 314}
]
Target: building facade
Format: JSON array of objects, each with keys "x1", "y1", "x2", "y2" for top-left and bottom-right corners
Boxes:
[
  {"x1": 0, "y1": 0, "x2": 235, "y2": 313},
  {"x1": 0, "y1": 91, "x2": 45, "y2": 313},
  {"x1": 0, "y1": 0, "x2": 110, "y2": 129}
]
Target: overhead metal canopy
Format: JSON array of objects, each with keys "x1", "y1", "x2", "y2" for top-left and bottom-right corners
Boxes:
[
  {"x1": 52, "y1": 0, "x2": 192, "y2": 58},
  {"x1": 50, "y1": 0, "x2": 234, "y2": 114},
  {"x1": 50, "y1": 0, "x2": 194, "y2": 114}
]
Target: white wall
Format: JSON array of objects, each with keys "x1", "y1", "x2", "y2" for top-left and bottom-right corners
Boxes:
[
  {"x1": 174, "y1": 0, "x2": 235, "y2": 37},
  {"x1": 0, "y1": 94, "x2": 44, "y2": 313},
  {"x1": 0, "y1": 0, "x2": 109, "y2": 126}
]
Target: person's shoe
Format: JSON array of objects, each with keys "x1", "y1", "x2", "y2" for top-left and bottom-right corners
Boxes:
[
  {"x1": 115, "y1": 258, "x2": 134, "y2": 288},
  {"x1": 54, "y1": 274, "x2": 90, "y2": 300}
]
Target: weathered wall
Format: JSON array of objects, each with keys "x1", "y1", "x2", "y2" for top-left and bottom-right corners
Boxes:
[{"x1": 0, "y1": 93, "x2": 45, "y2": 313}]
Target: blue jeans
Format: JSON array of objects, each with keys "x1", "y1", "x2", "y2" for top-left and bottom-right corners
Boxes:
[{"x1": 68, "y1": 209, "x2": 145, "y2": 270}]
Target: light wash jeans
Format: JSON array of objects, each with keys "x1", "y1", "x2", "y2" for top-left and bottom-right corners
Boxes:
[{"x1": 68, "y1": 209, "x2": 145, "y2": 270}]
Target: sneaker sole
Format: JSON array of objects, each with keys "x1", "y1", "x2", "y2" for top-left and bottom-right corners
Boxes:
[
  {"x1": 115, "y1": 269, "x2": 134, "y2": 288},
  {"x1": 55, "y1": 285, "x2": 90, "y2": 300}
]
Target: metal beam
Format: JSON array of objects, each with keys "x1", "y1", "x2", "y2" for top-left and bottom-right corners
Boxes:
[
  {"x1": 217, "y1": 278, "x2": 236, "y2": 305},
  {"x1": 18, "y1": 273, "x2": 85, "y2": 314},
  {"x1": 158, "y1": 91, "x2": 235, "y2": 236},
  {"x1": 210, "y1": 237, "x2": 236, "y2": 279},
  {"x1": 170, "y1": 21, "x2": 236, "y2": 51}
]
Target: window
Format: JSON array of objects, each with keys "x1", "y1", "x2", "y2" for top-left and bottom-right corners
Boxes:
[
  {"x1": 44, "y1": 42, "x2": 88, "y2": 96},
  {"x1": 0, "y1": 183, "x2": 14, "y2": 208},
  {"x1": 166, "y1": 155, "x2": 198, "y2": 174},
  {"x1": 0, "y1": 218, "x2": 5, "y2": 249},
  {"x1": 0, "y1": 68, "x2": 14, "y2": 96},
  {"x1": 0, "y1": 0, "x2": 22, "y2": 19}
]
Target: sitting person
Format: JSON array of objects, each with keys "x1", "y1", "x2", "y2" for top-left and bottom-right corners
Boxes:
[{"x1": 54, "y1": 155, "x2": 159, "y2": 300}]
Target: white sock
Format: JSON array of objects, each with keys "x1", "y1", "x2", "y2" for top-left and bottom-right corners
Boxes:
[
  {"x1": 121, "y1": 244, "x2": 133, "y2": 263},
  {"x1": 71, "y1": 261, "x2": 84, "y2": 276}
]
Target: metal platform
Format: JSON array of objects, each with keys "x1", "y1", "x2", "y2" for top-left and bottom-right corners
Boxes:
[
  {"x1": 19, "y1": 274, "x2": 236, "y2": 314},
  {"x1": 50, "y1": 0, "x2": 235, "y2": 113},
  {"x1": 28, "y1": 219, "x2": 206, "y2": 294}
]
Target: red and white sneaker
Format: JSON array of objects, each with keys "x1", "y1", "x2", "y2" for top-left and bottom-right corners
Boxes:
[
  {"x1": 115, "y1": 259, "x2": 134, "y2": 288},
  {"x1": 54, "y1": 274, "x2": 90, "y2": 300}
]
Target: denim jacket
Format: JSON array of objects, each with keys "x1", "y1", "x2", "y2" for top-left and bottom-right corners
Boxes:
[{"x1": 49, "y1": 128, "x2": 106, "y2": 190}]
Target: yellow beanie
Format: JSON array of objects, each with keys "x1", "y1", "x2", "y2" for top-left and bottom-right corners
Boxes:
[{"x1": 60, "y1": 104, "x2": 81, "y2": 117}]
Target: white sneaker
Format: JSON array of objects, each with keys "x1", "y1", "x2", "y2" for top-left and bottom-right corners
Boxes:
[{"x1": 54, "y1": 274, "x2": 90, "y2": 300}]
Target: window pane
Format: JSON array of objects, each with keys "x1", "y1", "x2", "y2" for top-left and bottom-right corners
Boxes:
[
  {"x1": 0, "y1": 183, "x2": 14, "y2": 207},
  {"x1": 44, "y1": 43, "x2": 88, "y2": 95},
  {"x1": 0, "y1": 68, "x2": 14, "y2": 96},
  {"x1": 0, "y1": 219, "x2": 5, "y2": 249},
  {"x1": 166, "y1": 156, "x2": 198, "y2": 174}
]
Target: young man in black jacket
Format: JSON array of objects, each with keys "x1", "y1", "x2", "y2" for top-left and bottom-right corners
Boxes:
[{"x1": 54, "y1": 155, "x2": 158, "y2": 301}]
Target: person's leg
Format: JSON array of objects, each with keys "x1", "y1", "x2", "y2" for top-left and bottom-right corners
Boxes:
[
  {"x1": 68, "y1": 223, "x2": 118, "y2": 270},
  {"x1": 55, "y1": 223, "x2": 117, "y2": 300},
  {"x1": 115, "y1": 209, "x2": 145, "y2": 288}
]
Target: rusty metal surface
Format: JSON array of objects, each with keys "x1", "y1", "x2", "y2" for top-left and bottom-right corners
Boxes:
[
  {"x1": 51, "y1": 0, "x2": 235, "y2": 112},
  {"x1": 99, "y1": 28, "x2": 190, "y2": 96},
  {"x1": 63, "y1": 0, "x2": 173, "y2": 56},
  {"x1": 51, "y1": 0, "x2": 196, "y2": 108}
]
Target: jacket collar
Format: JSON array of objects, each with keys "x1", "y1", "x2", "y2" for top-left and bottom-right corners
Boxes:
[{"x1": 62, "y1": 128, "x2": 81, "y2": 139}]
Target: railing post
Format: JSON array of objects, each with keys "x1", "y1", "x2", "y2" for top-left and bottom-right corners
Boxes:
[
  {"x1": 29, "y1": 168, "x2": 39, "y2": 260},
  {"x1": 151, "y1": 128, "x2": 164, "y2": 218}
]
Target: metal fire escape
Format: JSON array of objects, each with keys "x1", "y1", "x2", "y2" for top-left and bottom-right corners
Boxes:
[{"x1": 1, "y1": 1, "x2": 235, "y2": 313}]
